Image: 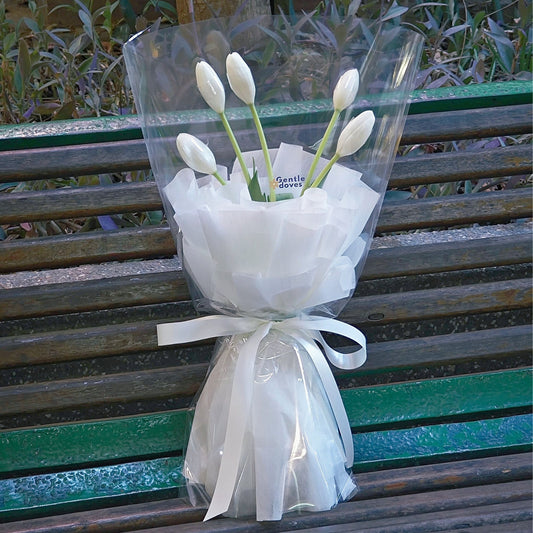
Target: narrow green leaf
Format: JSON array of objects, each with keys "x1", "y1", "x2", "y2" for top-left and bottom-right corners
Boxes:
[
  {"x1": 247, "y1": 169, "x2": 266, "y2": 202},
  {"x1": 3, "y1": 32, "x2": 17, "y2": 52},
  {"x1": 382, "y1": 2, "x2": 408, "y2": 22},
  {"x1": 16, "y1": 38, "x2": 31, "y2": 86},
  {"x1": 486, "y1": 17, "x2": 515, "y2": 72},
  {"x1": 78, "y1": 8, "x2": 93, "y2": 36}
]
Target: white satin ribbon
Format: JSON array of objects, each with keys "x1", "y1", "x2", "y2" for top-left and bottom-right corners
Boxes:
[{"x1": 157, "y1": 315, "x2": 367, "y2": 521}]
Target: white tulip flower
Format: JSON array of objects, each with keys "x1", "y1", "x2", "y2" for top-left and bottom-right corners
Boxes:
[
  {"x1": 176, "y1": 133, "x2": 226, "y2": 185},
  {"x1": 335, "y1": 110, "x2": 375, "y2": 157},
  {"x1": 226, "y1": 52, "x2": 275, "y2": 199},
  {"x1": 332, "y1": 69, "x2": 359, "y2": 112},
  {"x1": 309, "y1": 110, "x2": 375, "y2": 190},
  {"x1": 226, "y1": 52, "x2": 256, "y2": 105},
  {"x1": 195, "y1": 61, "x2": 225, "y2": 114},
  {"x1": 302, "y1": 68, "x2": 360, "y2": 193}
]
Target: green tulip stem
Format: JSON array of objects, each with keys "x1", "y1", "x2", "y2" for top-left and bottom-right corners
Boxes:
[
  {"x1": 213, "y1": 170, "x2": 227, "y2": 186},
  {"x1": 249, "y1": 103, "x2": 276, "y2": 202},
  {"x1": 219, "y1": 112, "x2": 251, "y2": 185},
  {"x1": 310, "y1": 152, "x2": 340, "y2": 189},
  {"x1": 301, "y1": 108, "x2": 340, "y2": 195}
]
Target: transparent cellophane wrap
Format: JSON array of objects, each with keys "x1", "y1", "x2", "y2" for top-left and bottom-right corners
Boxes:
[{"x1": 124, "y1": 15, "x2": 422, "y2": 521}]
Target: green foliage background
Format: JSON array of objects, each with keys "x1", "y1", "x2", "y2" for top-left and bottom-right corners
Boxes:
[
  {"x1": 0, "y1": 0, "x2": 530, "y2": 241},
  {"x1": 0, "y1": 0, "x2": 530, "y2": 124}
]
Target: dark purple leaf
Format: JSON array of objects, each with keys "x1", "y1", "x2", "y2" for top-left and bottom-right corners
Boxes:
[{"x1": 97, "y1": 215, "x2": 119, "y2": 230}]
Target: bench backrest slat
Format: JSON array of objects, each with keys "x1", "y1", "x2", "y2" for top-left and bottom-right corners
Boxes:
[
  {"x1": 0, "y1": 81, "x2": 530, "y2": 150},
  {"x1": 1, "y1": 144, "x2": 530, "y2": 226},
  {"x1": 1, "y1": 188, "x2": 530, "y2": 272}
]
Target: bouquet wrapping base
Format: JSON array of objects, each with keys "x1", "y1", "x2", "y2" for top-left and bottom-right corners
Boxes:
[{"x1": 158, "y1": 316, "x2": 367, "y2": 521}]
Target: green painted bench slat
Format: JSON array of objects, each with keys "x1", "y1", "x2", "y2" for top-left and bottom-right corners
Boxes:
[
  {"x1": 342, "y1": 368, "x2": 532, "y2": 429},
  {"x1": 1, "y1": 104, "x2": 530, "y2": 184},
  {"x1": 0, "y1": 457, "x2": 185, "y2": 522},
  {"x1": 2, "y1": 369, "x2": 530, "y2": 473},
  {"x1": 1, "y1": 454, "x2": 530, "y2": 533},
  {"x1": 353, "y1": 413, "x2": 533, "y2": 472},
  {"x1": 1, "y1": 413, "x2": 530, "y2": 521},
  {"x1": 0, "y1": 81, "x2": 530, "y2": 150}
]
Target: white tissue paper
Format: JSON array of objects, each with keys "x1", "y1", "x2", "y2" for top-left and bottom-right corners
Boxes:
[{"x1": 162, "y1": 142, "x2": 379, "y2": 521}]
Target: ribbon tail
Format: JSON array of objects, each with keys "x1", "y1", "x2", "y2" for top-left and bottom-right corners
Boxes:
[
  {"x1": 296, "y1": 333, "x2": 355, "y2": 468},
  {"x1": 203, "y1": 322, "x2": 272, "y2": 521},
  {"x1": 281, "y1": 317, "x2": 368, "y2": 468}
]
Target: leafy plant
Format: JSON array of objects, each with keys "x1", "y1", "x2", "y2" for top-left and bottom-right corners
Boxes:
[{"x1": 1, "y1": 0, "x2": 531, "y2": 241}]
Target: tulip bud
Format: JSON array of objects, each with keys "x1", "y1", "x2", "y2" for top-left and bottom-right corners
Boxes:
[
  {"x1": 226, "y1": 52, "x2": 256, "y2": 105},
  {"x1": 176, "y1": 133, "x2": 217, "y2": 175},
  {"x1": 336, "y1": 110, "x2": 375, "y2": 158},
  {"x1": 332, "y1": 69, "x2": 359, "y2": 112},
  {"x1": 195, "y1": 61, "x2": 225, "y2": 114}
]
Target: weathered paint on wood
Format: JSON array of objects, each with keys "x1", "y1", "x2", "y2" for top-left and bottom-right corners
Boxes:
[
  {"x1": 0, "y1": 418, "x2": 530, "y2": 521},
  {"x1": 352, "y1": 413, "x2": 532, "y2": 472},
  {"x1": 1, "y1": 369, "x2": 529, "y2": 473},
  {"x1": 0, "y1": 81, "x2": 530, "y2": 150},
  {"x1": 1, "y1": 454, "x2": 530, "y2": 532}
]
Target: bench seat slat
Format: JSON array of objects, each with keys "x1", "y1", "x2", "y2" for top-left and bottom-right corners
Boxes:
[
  {"x1": 1, "y1": 188, "x2": 530, "y2": 272},
  {"x1": 0, "y1": 456, "x2": 185, "y2": 522},
  {"x1": 0, "y1": 415, "x2": 530, "y2": 522},
  {"x1": 0, "y1": 234, "x2": 530, "y2": 320},
  {"x1": 1, "y1": 144, "x2": 530, "y2": 224},
  {"x1": 0, "y1": 226, "x2": 173, "y2": 273},
  {"x1": 343, "y1": 277, "x2": 531, "y2": 326},
  {"x1": 1, "y1": 325, "x2": 530, "y2": 420},
  {"x1": 0, "y1": 363, "x2": 206, "y2": 416},
  {"x1": 0, "y1": 278, "x2": 529, "y2": 369},
  {"x1": 290, "y1": 498, "x2": 532, "y2": 533},
  {"x1": 399, "y1": 102, "x2": 532, "y2": 143},
  {"x1": 360, "y1": 324, "x2": 531, "y2": 373},
  {"x1": 1, "y1": 369, "x2": 529, "y2": 473},
  {"x1": 343, "y1": 368, "x2": 532, "y2": 430},
  {"x1": 353, "y1": 413, "x2": 532, "y2": 472},
  {"x1": 1, "y1": 454, "x2": 531, "y2": 532}
]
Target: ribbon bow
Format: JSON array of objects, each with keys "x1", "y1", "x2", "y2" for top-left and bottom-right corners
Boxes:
[{"x1": 157, "y1": 315, "x2": 367, "y2": 521}]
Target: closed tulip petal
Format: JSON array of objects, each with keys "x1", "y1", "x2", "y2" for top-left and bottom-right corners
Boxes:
[
  {"x1": 196, "y1": 61, "x2": 226, "y2": 114},
  {"x1": 336, "y1": 110, "x2": 375, "y2": 158},
  {"x1": 332, "y1": 69, "x2": 359, "y2": 112},
  {"x1": 176, "y1": 133, "x2": 218, "y2": 175},
  {"x1": 226, "y1": 52, "x2": 256, "y2": 105}
]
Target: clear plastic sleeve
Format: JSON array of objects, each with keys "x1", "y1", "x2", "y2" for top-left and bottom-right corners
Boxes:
[{"x1": 124, "y1": 14, "x2": 422, "y2": 521}]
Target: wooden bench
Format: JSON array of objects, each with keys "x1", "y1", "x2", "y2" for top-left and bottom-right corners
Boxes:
[{"x1": 0, "y1": 80, "x2": 531, "y2": 532}]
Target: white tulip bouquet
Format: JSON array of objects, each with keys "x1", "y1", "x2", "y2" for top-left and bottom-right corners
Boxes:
[{"x1": 124, "y1": 16, "x2": 422, "y2": 522}]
